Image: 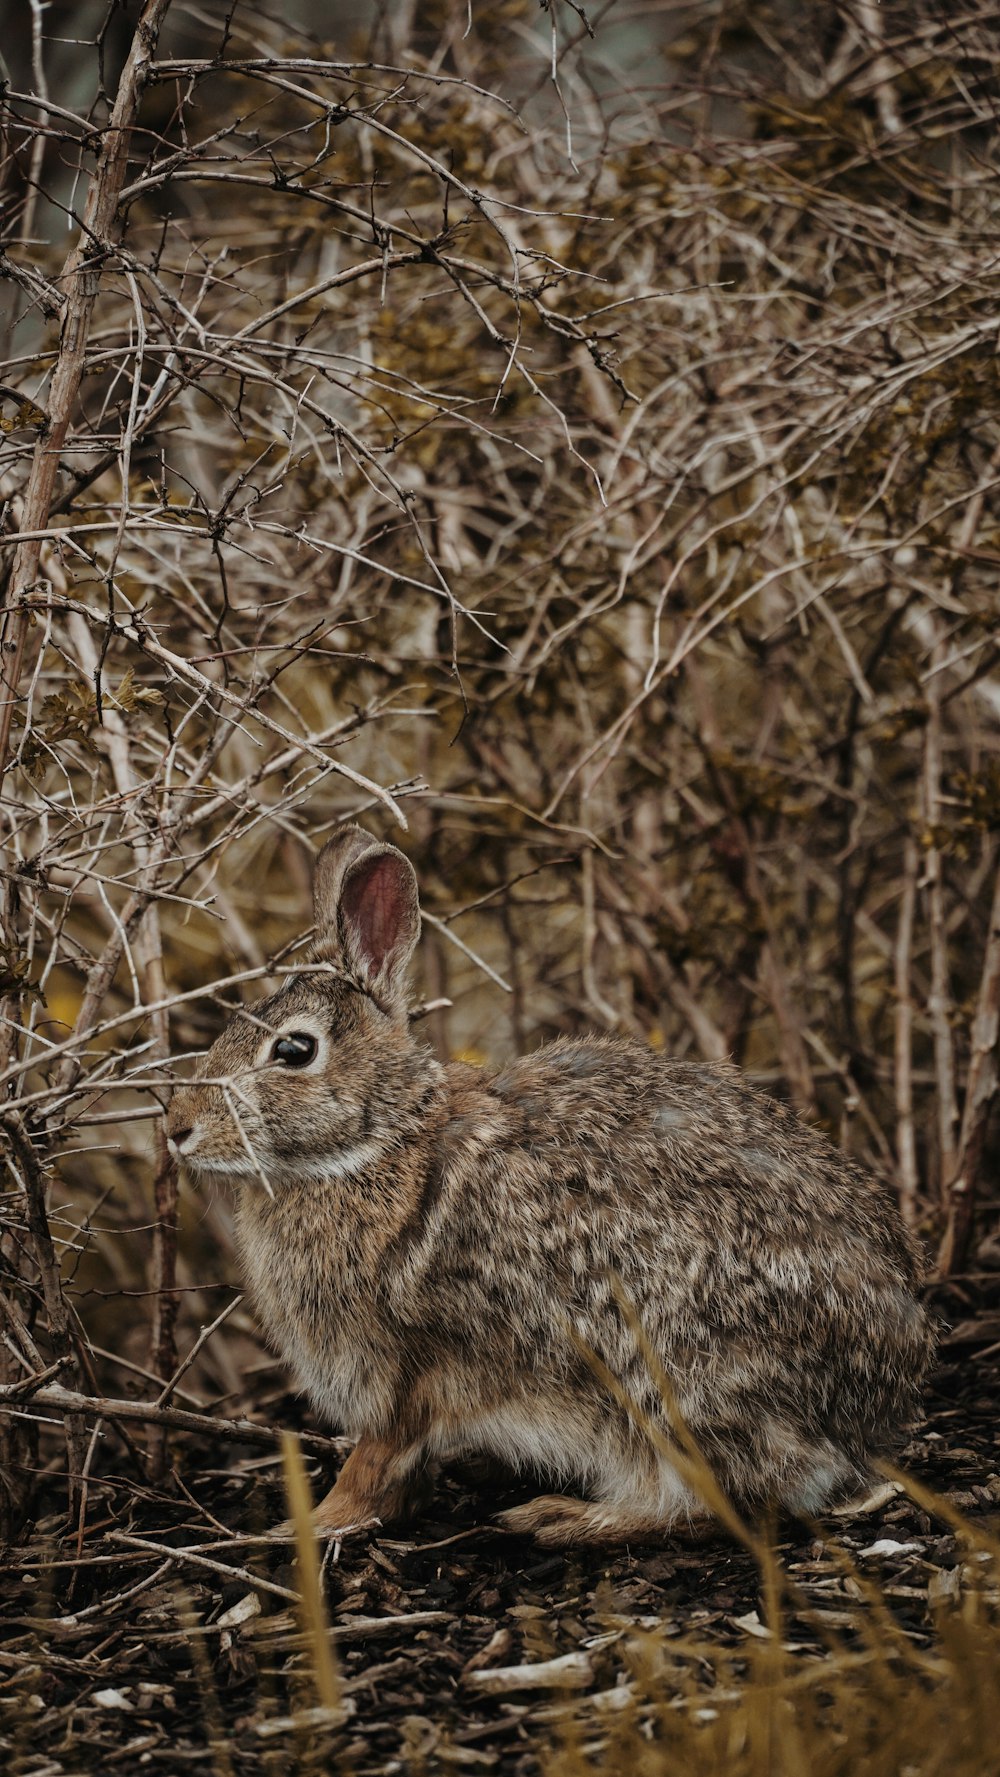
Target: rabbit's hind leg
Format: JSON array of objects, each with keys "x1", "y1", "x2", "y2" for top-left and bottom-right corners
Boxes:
[{"x1": 498, "y1": 1491, "x2": 709, "y2": 1548}]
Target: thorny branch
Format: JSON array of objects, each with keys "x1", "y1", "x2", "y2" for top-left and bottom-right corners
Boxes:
[{"x1": 0, "y1": 0, "x2": 998, "y2": 1533}]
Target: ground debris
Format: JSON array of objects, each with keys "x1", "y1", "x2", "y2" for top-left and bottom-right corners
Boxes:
[
  {"x1": 465, "y1": 1650, "x2": 595, "y2": 1693},
  {"x1": 1, "y1": 1287, "x2": 998, "y2": 1774}
]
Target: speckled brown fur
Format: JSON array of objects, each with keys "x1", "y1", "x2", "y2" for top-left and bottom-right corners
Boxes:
[{"x1": 167, "y1": 825, "x2": 933, "y2": 1547}]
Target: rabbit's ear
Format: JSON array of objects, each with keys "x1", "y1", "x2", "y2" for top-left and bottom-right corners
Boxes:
[
  {"x1": 338, "y1": 844, "x2": 420, "y2": 1007},
  {"x1": 313, "y1": 824, "x2": 381, "y2": 942}
]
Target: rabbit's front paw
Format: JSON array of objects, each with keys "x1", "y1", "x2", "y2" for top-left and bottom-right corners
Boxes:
[{"x1": 268, "y1": 1511, "x2": 379, "y2": 1542}]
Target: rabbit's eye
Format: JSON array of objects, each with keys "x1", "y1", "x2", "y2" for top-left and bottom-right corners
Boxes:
[{"x1": 271, "y1": 1032, "x2": 318, "y2": 1067}]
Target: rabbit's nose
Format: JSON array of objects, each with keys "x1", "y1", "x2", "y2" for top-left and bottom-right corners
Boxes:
[{"x1": 167, "y1": 1088, "x2": 197, "y2": 1152}]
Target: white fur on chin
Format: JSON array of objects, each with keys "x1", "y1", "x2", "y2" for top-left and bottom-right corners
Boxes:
[{"x1": 178, "y1": 1137, "x2": 387, "y2": 1187}]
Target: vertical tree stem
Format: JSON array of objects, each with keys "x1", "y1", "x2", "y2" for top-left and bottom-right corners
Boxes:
[
  {"x1": 0, "y1": 0, "x2": 174, "y2": 790},
  {"x1": 894, "y1": 837, "x2": 919, "y2": 1225},
  {"x1": 922, "y1": 636, "x2": 959, "y2": 1194},
  {"x1": 938, "y1": 854, "x2": 1000, "y2": 1275}
]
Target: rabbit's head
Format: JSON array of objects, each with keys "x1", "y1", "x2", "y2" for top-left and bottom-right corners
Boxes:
[{"x1": 167, "y1": 825, "x2": 433, "y2": 1189}]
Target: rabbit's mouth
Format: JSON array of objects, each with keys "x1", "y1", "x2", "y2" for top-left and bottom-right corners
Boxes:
[
  {"x1": 166, "y1": 1115, "x2": 273, "y2": 1189},
  {"x1": 168, "y1": 1129, "x2": 263, "y2": 1178},
  {"x1": 168, "y1": 1126, "x2": 388, "y2": 1190}
]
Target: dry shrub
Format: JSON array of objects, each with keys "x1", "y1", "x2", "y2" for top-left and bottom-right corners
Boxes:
[{"x1": 0, "y1": 0, "x2": 998, "y2": 1556}]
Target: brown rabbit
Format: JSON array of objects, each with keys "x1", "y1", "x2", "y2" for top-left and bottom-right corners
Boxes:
[{"x1": 167, "y1": 824, "x2": 932, "y2": 1546}]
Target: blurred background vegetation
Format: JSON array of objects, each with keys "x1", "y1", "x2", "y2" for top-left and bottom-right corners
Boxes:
[{"x1": 1, "y1": 0, "x2": 999, "y2": 1532}]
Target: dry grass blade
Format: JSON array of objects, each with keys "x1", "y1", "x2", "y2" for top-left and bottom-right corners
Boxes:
[
  {"x1": 172, "y1": 1583, "x2": 236, "y2": 1777},
  {"x1": 279, "y1": 1429, "x2": 348, "y2": 1728}
]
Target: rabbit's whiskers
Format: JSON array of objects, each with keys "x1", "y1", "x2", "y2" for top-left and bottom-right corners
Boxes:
[{"x1": 221, "y1": 1079, "x2": 275, "y2": 1200}]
